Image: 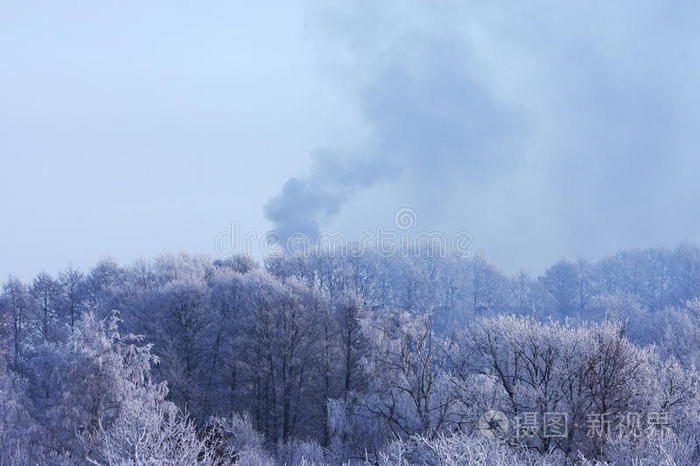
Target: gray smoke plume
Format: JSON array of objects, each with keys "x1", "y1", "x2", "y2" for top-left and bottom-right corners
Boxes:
[
  {"x1": 264, "y1": 149, "x2": 394, "y2": 242},
  {"x1": 266, "y1": 0, "x2": 700, "y2": 269}
]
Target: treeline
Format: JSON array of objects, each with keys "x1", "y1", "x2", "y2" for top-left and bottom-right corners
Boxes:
[{"x1": 0, "y1": 244, "x2": 699, "y2": 464}]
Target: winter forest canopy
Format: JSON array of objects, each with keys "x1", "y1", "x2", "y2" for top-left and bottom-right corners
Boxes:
[
  {"x1": 1, "y1": 244, "x2": 700, "y2": 464},
  {"x1": 5, "y1": 1, "x2": 700, "y2": 465}
]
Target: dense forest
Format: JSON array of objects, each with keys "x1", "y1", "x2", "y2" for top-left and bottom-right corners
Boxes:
[{"x1": 1, "y1": 243, "x2": 699, "y2": 465}]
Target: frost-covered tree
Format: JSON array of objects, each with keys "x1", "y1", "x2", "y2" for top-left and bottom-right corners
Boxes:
[
  {"x1": 30, "y1": 272, "x2": 63, "y2": 342},
  {"x1": 151, "y1": 277, "x2": 210, "y2": 414},
  {"x1": 0, "y1": 277, "x2": 36, "y2": 372},
  {"x1": 364, "y1": 310, "x2": 457, "y2": 439},
  {"x1": 20, "y1": 312, "x2": 221, "y2": 464},
  {"x1": 2, "y1": 244, "x2": 700, "y2": 464},
  {"x1": 237, "y1": 272, "x2": 326, "y2": 442},
  {"x1": 58, "y1": 266, "x2": 87, "y2": 332}
]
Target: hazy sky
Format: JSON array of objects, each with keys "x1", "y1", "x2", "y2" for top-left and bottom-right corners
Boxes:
[{"x1": 3, "y1": 1, "x2": 700, "y2": 279}]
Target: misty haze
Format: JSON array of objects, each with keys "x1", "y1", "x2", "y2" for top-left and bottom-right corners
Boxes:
[{"x1": 2, "y1": 1, "x2": 700, "y2": 465}]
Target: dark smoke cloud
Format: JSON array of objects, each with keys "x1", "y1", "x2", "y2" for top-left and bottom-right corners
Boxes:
[
  {"x1": 264, "y1": 149, "x2": 394, "y2": 240},
  {"x1": 266, "y1": 0, "x2": 700, "y2": 270}
]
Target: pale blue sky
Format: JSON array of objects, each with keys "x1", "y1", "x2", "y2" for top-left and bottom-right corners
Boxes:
[
  {"x1": 1, "y1": 1, "x2": 360, "y2": 278},
  {"x1": 3, "y1": 1, "x2": 700, "y2": 279}
]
